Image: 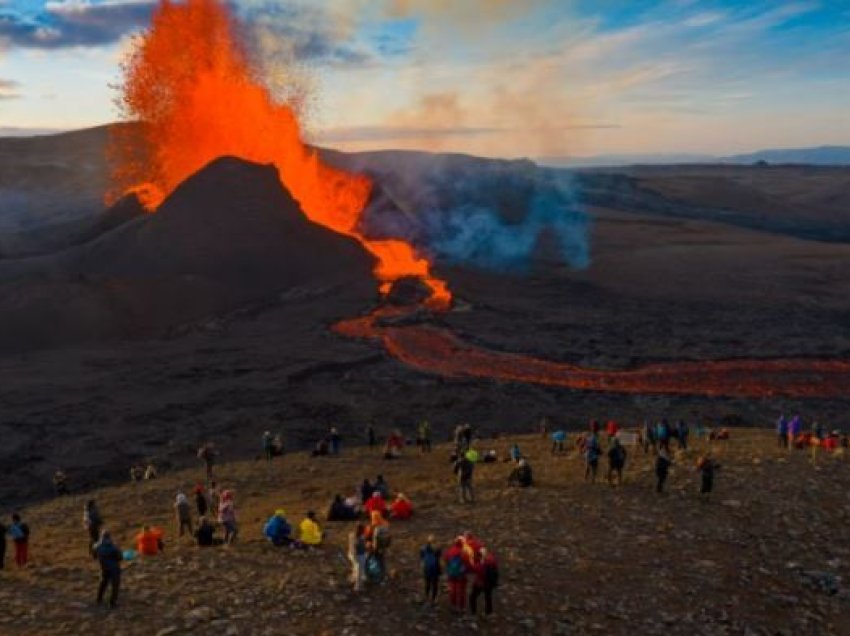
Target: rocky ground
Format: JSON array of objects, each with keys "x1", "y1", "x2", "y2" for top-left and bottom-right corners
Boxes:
[{"x1": 2, "y1": 429, "x2": 849, "y2": 635}]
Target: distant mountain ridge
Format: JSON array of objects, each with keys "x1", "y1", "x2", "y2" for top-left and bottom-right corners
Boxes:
[{"x1": 539, "y1": 146, "x2": 850, "y2": 168}]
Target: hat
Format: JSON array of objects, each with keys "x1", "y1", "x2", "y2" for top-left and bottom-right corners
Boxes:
[{"x1": 275, "y1": 509, "x2": 286, "y2": 517}]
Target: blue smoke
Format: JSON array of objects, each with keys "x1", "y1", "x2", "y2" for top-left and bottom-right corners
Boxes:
[{"x1": 362, "y1": 157, "x2": 590, "y2": 272}]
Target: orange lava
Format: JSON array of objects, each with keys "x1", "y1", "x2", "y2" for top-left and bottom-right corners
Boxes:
[
  {"x1": 335, "y1": 311, "x2": 850, "y2": 398},
  {"x1": 108, "y1": 0, "x2": 450, "y2": 309}
]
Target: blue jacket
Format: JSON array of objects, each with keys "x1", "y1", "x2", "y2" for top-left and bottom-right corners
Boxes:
[{"x1": 263, "y1": 515, "x2": 292, "y2": 545}]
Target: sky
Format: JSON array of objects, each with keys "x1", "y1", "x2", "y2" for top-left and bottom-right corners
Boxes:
[{"x1": 0, "y1": 0, "x2": 849, "y2": 159}]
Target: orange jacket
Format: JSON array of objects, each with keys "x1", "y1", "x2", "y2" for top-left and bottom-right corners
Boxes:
[{"x1": 136, "y1": 527, "x2": 163, "y2": 556}]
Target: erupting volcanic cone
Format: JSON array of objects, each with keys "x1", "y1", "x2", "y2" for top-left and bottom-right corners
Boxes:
[{"x1": 108, "y1": 0, "x2": 450, "y2": 309}]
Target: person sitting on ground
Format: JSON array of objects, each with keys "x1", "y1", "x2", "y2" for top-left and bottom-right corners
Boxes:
[
  {"x1": 195, "y1": 516, "x2": 217, "y2": 547},
  {"x1": 508, "y1": 458, "x2": 533, "y2": 487},
  {"x1": 374, "y1": 475, "x2": 390, "y2": 499},
  {"x1": 144, "y1": 463, "x2": 158, "y2": 480},
  {"x1": 509, "y1": 443, "x2": 522, "y2": 463},
  {"x1": 607, "y1": 438, "x2": 627, "y2": 486},
  {"x1": 697, "y1": 455, "x2": 720, "y2": 501},
  {"x1": 174, "y1": 492, "x2": 193, "y2": 537},
  {"x1": 384, "y1": 430, "x2": 404, "y2": 459},
  {"x1": 93, "y1": 530, "x2": 123, "y2": 608},
  {"x1": 390, "y1": 493, "x2": 413, "y2": 520},
  {"x1": 263, "y1": 509, "x2": 293, "y2": 546},
  {"x1": 483, "y1": 449, "x2": 498, "y2": 463},
  {"x1": 344, "y1": 492, "x2": 361, "y2": 513},
  {"x1": 327, "y1": 495, "x2": 359, "y2": 521},
  {"x1": 53, "y1": 469, "x2": 69, "y2": 496},
  {"x1": 311, "y1": 437, "x2": 330, "y2": 457},
  {"x1": 551, "y1": 429, "x2": 567, "y2": 454},
  {"x1": 298, "y1": 511, "x2": 323, "y2": 548},
  {"x1": 135, "y1": 525, "x2": 164, "y2": 556},
  {"x1": 364, "y1": 491, "x2": 387, "y2": 517},
  {"x1": 218, "y1": 490, "x2": 238, "y2": 545}
]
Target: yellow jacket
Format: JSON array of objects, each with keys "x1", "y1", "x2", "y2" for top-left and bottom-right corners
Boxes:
[{"x1": 299, "y1": 518, "x2": 322, "y2": 545}]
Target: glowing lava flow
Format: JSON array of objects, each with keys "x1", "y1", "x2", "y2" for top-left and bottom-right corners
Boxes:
[
  {"x1": 335, "y1": 310, "x2": 850, "y2": 398},
  {"x1": 108, "y1": 0, "x2": 450, "y2": 309}
]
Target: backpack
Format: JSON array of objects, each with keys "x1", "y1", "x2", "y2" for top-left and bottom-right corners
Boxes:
[
  {"x1": 446, "y1": 555, "x2": 465, "y2": 579},
  {"x1": 365, "y1": 554, "x2": 384, "y2": 581}
]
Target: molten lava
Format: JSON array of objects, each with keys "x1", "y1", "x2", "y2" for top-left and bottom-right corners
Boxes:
[
  {"x1": 108, "y1": 0, "x2": 450, "y2": 309},
  {"x1": 335, "y1": 311, "x2": 850, "y2": 399}
]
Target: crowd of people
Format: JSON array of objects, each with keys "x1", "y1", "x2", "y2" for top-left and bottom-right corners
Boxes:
[{"x1": 3, "y1": 413, "x2": 848, "y2": 618}]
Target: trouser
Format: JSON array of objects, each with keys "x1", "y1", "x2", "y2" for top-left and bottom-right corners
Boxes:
[
  {"x1": 458, "y1": 480, "x2": 474, "y2": 503},
  {"x1": 551, "y1": 441, "x2": 563, "y2": 454},
  {"x1": 469, "y1": 585, "x2": 493, "y2": 615},
  {"x1": 14, "y1": 541, "x2": 28, "y2": 567},
  {"x1": 424, "y1": 574, "x2": 440, "y2": 602},
  {"x1": 178, "y1": 518, "x2": 193, "y2": 537},
  {"x1": 778, "y1": 434, "x2": 788, "y2": 449},
  {"x1": 351, "y1": 554, "x2": 365, "y2": 591},
  {"x1": 659, "y1": 438, "x2": 670, "y2": 452},
  {"x1": 608, "y1": 465, "x2": 623, "y2": 484},
  {"x1": 679, "y1": 436, "x2": 688, "y2": 450},
  {"x1": 447, "y1": 578, "x2": 466, "y2": 610},
  {"x1": 585, "y1": 460, "x2": 598, "y2": 481},
  {"x1": 0, "y1": 542, "x2": 5, "y2": 569},
  {"x1": 223, "y1": 522, "x2": 238, "y2": 544},
  {"x1": 88, "y1": 526, "x2": 101, "y2": 551},
  {"x1": 205, "y1": 463, "x2": 214, "y2": 482},
  {"x1": 700, "y1": 476, "x2": 713, "y2": 495},
  {"x1": 656, "y1": 472, "x2": 668, "y2": 493},
  {"x1": 97, "y1": 570, "x2": 121, "y2": 606}
]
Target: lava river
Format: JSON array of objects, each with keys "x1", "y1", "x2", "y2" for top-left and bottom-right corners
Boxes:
[{"x1": 335, "y1": 310, "x2": 850, "y2": 399}]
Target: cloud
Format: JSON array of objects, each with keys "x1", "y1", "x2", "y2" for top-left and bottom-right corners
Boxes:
[
  {"x1": 0, "y1": 77, "x2": 20, "y2": 98},
  {"x1": 0, "y1": 0, "x2": 154, "y2": 49}
]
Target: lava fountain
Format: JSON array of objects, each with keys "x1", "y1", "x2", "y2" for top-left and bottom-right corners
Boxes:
[{"x1": 108, "y1": 0, "x2": 450, "y2": 309}]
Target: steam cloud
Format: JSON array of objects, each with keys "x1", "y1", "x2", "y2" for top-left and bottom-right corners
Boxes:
[{"x1": 360, "y1": 157, "x2": 590, "y2": 272}]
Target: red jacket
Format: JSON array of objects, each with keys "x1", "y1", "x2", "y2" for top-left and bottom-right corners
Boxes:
[
  {"x1": 364, "y1": 495, "x2": 387, "y2": 515},
  {"x1": 390, "y1": 498, "x2": 413, "y2": 520},
  {"x1": 606, "y1": 421, "x2": 618, "y2": 436},
  {"x1": 470, "y1": 555, "x2": 499, "y2": 588}
]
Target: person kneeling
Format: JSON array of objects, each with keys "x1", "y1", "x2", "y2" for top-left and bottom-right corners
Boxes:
[
  {"x1": 327, "y1": 495, "x2": 359, "y2": 522},
  {"x1": 195, "y1": 516, "x2": 218, "y2": 547}
]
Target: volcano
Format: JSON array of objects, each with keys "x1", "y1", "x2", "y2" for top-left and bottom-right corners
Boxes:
[{"x1": 0, "y1": 157, "x2": 376, "y2": 353}]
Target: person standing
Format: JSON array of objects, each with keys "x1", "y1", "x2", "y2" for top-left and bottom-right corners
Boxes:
[
  {"x1": 656, "y1": 449, "x2": 673, "y2": 494},
  {"x1": 175, "y1": 493, "x2": 193, "y2": 538},
  {"x1": 657, "y1": 419, "x2": 671, "y2": 452},
  {"x1": 454, "y1": 453, "x2": 475, "y2": 504},
  {"x1": 367, "y1": 424, "x2": 377, "y2": 449},
  {"x1": 193, "y1": 484, "x2": 209, "y2": 518},
  {"x1": 198, "y1": 442, "x2": 218, "y2": 482},
  {"x1": 418, "y1": 420, "x2": 432, "y2": 454},
  {"x1": 676, "y1": 420, "x2": 690, "y2": 450},
  {"x1": 9, "y1": 513, "x2": 30, "y2": 568},
  {"x1": 444, "y1": 538, "x2": 468, "y2": 613},
  {"x1": 348, "y1": 524, "x2": 367, "y2": 592},
  {"x1": 605, "y1": 420, "x2": 619, "y2": 447},
  {"x1": 607, "y1": 438, "x2": 627, "y2": 486},
  {"x1": 93, "y1": 530, "x2": 123, "y2": 608},
  {"x1": 469, "y1": 547, "x2": 499, "y2": 617},
  {"x1": 776, "y1": 415, "x2": 789, "y2": 449},
  {"x1": 329, "y1": 428, "x2": 341, "y2": 455},
  {"x1": 420, "y1": 535, "x2": 442, "y2": 606},
  {"x1": 262, "y1": 431, "x2": 274, "y2": 462},
  {"x1": 584, "y1": 432, "x2": 601, "y2": 483},
  {"x1": 83, "y1": 500, "x2": 103, "y2": 553},
  {"x1": 697, "y1": 455, "x2": 719, "y2": 501},
  {"x1": 551, "y1": 429, "x2": 567, "y2": 454},
  {"x1": 0, "y1": 518, "x2": 6, "y2": 570},
  {"x1": 218, "y1": 490, "x2": 238, "y2": 545}
]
